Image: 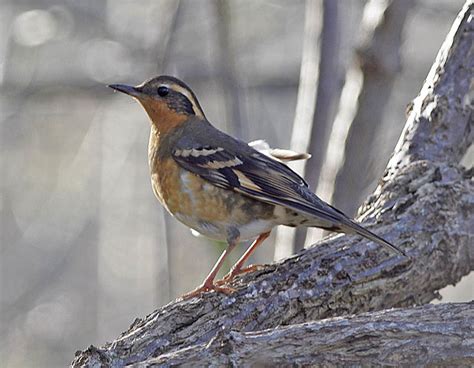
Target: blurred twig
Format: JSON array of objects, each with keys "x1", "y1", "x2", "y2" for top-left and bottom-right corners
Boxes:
[
  {"x1": 314, "y1": 0, "x2": 415, "y2": 226},
  {"x1": 293, "y1": 0, "x2": 340, "y2": 252},
  {"x1": 154, "y1": 0, "x2": 181, "y2": 301},
  {"x1": 273, "y1": 0, "x2": 322, "y2": 260},
  {"x1": 275, "y1": 0, "x2": 339, "y2": 259},
  {"x1": 213, "y1": 0, "x2": 245, "y2": 139},
  {"x1": 156, "y1": 0, "x2": 181, "y2": 73}
]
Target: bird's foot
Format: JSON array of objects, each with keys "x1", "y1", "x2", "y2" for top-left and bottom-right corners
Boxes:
[
  {"x1": 216, "y1": 264, "x2": 265, "y2": 286},
  {"x1": 179, "y1": 281, "x2": 236, "y2": 301}
]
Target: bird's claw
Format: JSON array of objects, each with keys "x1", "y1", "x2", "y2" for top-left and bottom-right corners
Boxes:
[
  {"x1": 178, "y1": 282, "x2": 236, "y2": 300},
  {"x1": 215, "y1": 264, "x2": 265, "y2": 286}
]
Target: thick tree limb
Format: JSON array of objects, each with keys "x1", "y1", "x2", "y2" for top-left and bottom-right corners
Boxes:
[
  {"x1": 139, "y1": 302, "x2": 474, "y2": 367},
  {"x1": 72, "y1": 2, "x2": 473, "y2": 366},
  {"x1": 72, "y1": 160, "x2": 472, "y2": 366},
  {"x1": 386, "y1": 4, "x2": 474, "y2": 171}
]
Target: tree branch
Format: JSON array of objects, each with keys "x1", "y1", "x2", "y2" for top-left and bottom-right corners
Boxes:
[
  {"x1": 387, "y1": 3, "x2": 473, "y2": 170},
  {"x1": 141, "y1": 302, "x2": 474, "y2": 367},
  {"x1": 72, "y1": 160, "x2": 472, "y2": 366},
  {"x1": 72, "y1": 2, "x2": 473, "y2": 366}
]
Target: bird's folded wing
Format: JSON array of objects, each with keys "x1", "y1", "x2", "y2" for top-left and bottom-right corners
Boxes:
[{"x1": 172, "y1": 142, "x2": 343, "y2": 224}]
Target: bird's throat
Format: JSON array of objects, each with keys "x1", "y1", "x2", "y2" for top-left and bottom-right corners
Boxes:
[{"x1": 138, "y1": 98, "x2": 188, "y2": 135}]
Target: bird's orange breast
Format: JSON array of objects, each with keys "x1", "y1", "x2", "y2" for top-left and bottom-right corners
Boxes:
[
  {"x1": 149, "y1": 155, "x2": 278, "y2": 242},
  {"x1": 150, "y1": 157, "x2": 233, "y2": 222}
]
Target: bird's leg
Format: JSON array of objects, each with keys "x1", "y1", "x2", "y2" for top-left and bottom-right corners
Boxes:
[
  {"x1": 217, "y1": 231, "x2": 271, "y2": 285},
  {"x1": 180, "y1": 238, "x2": 238, "y2": 300}
]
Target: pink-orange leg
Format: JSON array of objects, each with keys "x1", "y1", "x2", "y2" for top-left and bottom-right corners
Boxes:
[
  {"x1": 180, "y1": 239, "x2": 238, "y2": 300},
  {"x1": 218, "y1": 231, "x2": 271, "y2": 285}
]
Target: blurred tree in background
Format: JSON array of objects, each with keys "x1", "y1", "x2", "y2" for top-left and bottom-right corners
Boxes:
[{"x1": 0, "y1": 1, "x2": 471, "y2": 367}]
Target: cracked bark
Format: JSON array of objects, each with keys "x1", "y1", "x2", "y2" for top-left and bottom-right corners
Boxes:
[
  {"x1": 72, "y1": 1, "x2": 473, "y2": 366},
  {"x1": 139, "y1": 302, "x2": 474, "y2": 367}
]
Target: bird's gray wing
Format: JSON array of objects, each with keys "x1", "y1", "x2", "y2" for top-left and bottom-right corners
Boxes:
[
  {"x1": 172, "y1": 135, "x2": 406, "y2": 257},
  {"x1": 173, "y1": 139, "x2": 351, "y2": 226}
]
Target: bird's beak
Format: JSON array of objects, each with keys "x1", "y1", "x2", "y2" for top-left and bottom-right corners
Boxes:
[{"x1": 108, "y1": 84, "x2": 143, "y2": 98}]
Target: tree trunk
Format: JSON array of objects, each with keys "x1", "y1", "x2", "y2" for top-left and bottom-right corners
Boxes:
[{"x1": 72, "y1": 1, "x2": 473, "y2": 366}]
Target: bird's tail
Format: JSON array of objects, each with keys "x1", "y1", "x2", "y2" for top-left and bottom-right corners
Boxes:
[{"x1": 338, "y1": 218, "x2": 407, "y2": 257}]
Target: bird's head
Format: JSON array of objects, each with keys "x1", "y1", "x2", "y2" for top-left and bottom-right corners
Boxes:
[{"x1": 109, "y1": 75, "x2": 206, "y2": 129}]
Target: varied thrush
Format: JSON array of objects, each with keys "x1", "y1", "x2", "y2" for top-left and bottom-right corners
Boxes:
[{"x1": 109, "y1": 76, "x2": 407, "y2": 300}]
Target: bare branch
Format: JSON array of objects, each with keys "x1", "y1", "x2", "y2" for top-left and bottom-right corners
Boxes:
[
  {"x1": 293, "y1": 0, "x2": 341, "y2": 252},
  {"x1": 274, "y1": 0, "x2": 325, "y2": 258},
  {"x1": 315, "y1": 0, "x2": 416, "y2": 220},
  {"x1": 71, "y1": 160, "x2": 472, "y2": 366},
  {"x1": 141, "y1": 302, "x2": 474, "y2": 367},
  {"x1": 212, "y1": 0, "x2": 245, "y2": 139},
  {"x1": 387, "y1": 0, "x2": 474, "y2": 171},
  {"x1": 72, "y1": 2, "x2": 473, "y2": 366}
]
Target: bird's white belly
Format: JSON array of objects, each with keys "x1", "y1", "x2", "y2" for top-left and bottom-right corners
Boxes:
[
  {"x1": 174, "y1": 212, "x2": 275, "y2": 241},
  {"x1": 233, "y1": 219, "x2": 275, "y2": 240}
]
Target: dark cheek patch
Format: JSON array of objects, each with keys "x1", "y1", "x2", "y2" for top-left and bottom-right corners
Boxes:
[{"x1": 166, "y1": 93, "x2": 195, "y2": 115}]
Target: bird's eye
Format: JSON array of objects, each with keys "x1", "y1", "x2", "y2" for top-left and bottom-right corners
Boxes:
[{"x1": 157, "y1": 86, "x2": 169, "y2": 97}]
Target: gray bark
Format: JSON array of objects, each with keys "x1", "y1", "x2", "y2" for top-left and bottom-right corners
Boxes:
[
  {"x1": 72, "y1": 2, "x2": 473, "y2": 366},
  {"x1": 135, "y1": 302, "x2": 474, "y2": 367}
]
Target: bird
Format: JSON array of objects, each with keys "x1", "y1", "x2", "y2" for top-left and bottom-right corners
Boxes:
[{"x1": 108, "y1": 75, "x2": 407, "y2": 300}]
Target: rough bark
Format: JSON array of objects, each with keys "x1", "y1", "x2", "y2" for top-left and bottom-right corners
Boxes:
[
  {"x1": 72, "y1": 158, "x2": 473, "y2": 367},
  {"x1": 72, "y1": 2, "x2": 473, "y2": 366},
  {"x1": 134, "y1": 302, "x2": 474, "y2": 367}
]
